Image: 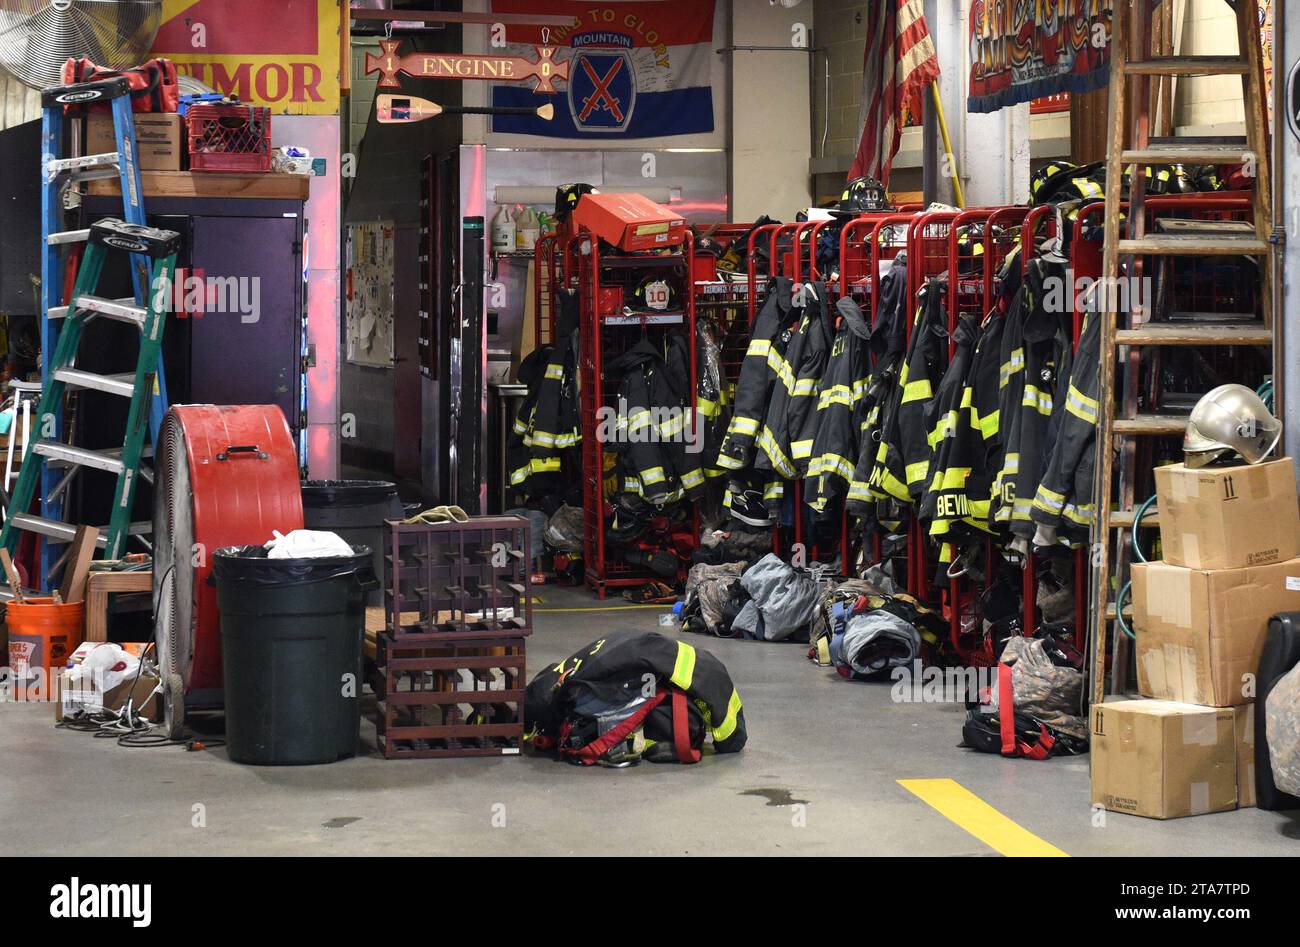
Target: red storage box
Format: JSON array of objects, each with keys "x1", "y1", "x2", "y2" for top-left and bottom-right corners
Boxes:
[
  {"x1": 572, "y1": 192, "x2": 686, "y2": 251},
  {"x1": 186, "y1": 103, "x2": 271, "y2": 172}
]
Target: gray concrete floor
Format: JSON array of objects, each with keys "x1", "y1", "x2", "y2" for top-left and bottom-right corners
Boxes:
[{"x1": 2, "y1": 584, "x2": 1297, "y2": 856}]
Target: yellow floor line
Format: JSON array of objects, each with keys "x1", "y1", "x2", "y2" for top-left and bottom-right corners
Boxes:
[
  {"x1": 898, "y1": 778, "x2": 1069, "y2": 857},
  {"x1": 527, "y1": 606, "x2": 670, "y2": 613}
]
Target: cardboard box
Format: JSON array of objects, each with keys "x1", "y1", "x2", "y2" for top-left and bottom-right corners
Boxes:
[
  {"x1": 1131, "y1": 557, "x2": 1300, "y2": 706},
  {"x1": 1154, "y1": 459, "x2": 1300, "y2": 570},
  {"x1": 54, "y1": 642, "x2": 158, "y2": 722},
  {"x1": 86, "y1": 112, "x2": 186, "y2": 171},
  {"x1": 1233, "y1": 704, "x2": 1256, "y2": 808},
  {"x1": 1091, "y1": 699, "x2": 1237, "y2": 819},
  {"x1": 571, "y1": 192, "x2": 686, "y2": 252}
]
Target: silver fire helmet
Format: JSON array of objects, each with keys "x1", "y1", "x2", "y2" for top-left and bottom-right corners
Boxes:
[{"x1": 1184, "y1": 383, "x2": 1282, "y2": 468}]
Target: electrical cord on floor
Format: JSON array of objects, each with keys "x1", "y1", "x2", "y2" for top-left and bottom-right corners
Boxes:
[{"x1": 54, "y1": 635, "x2": 225, "y2": 750}]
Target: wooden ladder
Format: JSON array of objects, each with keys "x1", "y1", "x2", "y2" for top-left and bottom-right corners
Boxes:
[{"x1": 1090, "y1": 0, "x2": 1276, "y2": 705}]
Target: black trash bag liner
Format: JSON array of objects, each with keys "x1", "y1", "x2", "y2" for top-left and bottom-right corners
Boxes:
[
  {"x1": 211, "y1": 544, "x2": 378, "y2": 590},
  {"x1": 301, "y1": 479, "x2": 398, "y2": 507}
]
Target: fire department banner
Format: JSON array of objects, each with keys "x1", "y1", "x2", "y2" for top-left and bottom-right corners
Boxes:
[
  {"x1": 150, "y1": 0, "x2": 340, "y2": 115},
  {"x1": 967, "y1": 1, "x2": 1113, "y2": 114},
  {"x1": 488, "y1": 0, "x2": 715, "y2": 138}
]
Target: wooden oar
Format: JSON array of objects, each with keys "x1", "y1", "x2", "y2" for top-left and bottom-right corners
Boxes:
[
  {"x1": 377, "y1": 94, "x2": 554, "y2": 124},
  {"x1": 1, "y1": 548, "x2": 25, "y2": 603}
]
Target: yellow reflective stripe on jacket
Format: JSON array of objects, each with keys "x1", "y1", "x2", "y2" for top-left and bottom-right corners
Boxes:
[
  {"x1": 670, "y1": 641, "x2": 696, "y2": 690},
  {"x1": 659, "y1": 413, "x2": 686, "y2": 438},
  {"x1": 819, "y1": 387, "x2": 856, "y2": 409},
  {"x1": 1000, "y1": 348, "x2": 1024, "y2": 387},
  {"x1": 902, "y1": 378, "x2": 933, "y2": 403},
  {"x1": 1033, "y1": 483, "x2": 1067, "y2": 514},
  {"x1": 680, "y1": 468, "x2": 705, "y2": 489},
  {"x1": 972, "y1": 404, "x2": 999, "y2": 439},
  {"x1": 791, "y1": 438, "x2": 814, "y2": 460},
  {"x1": 712, "y1": 687, "x2": 743, "y2": 743},
  {"x1": 698, "y1": 397, "x2": 720, "y2": 418},
  {"x1": 544, "y1": 364, "x2": 565, "y2": 380},
  {"x1": 928, "y1": 410, "x2": 958, "y2": 449},
  {"x1": 727, "y1": 415, "x2": 760, "y2": 437},
  {"x1": 939, "y1": 465, "x2": 972, "y2": 490},
  {"x1": 641, "y1": 466, "x2": 667, "y2": 485},
  {"x1": 1022, "y1": 384, "x2": 1053, "y2": 416},
  {"x1": 757, "y1": 426, "x2": 796, "y2": 478},
  {"x1": 531, "y1": 457, "x2": 561, "y2": 474},
  {"x1": 817, "y1": 453, "x2": 856, "y2": 482},
  {"x1": 746, "y1": 338, "x2": 771, "y2": 358},
  {"x1": 905, "y1": 459, "x2": 929, "y2": 486},
  {"x1": 1064, "y1": 502, "x2": 1094, "y2": 526},
  {"x1": 715, "y1": 453, "x2": 744, "y2": 470},
  {"x1": 768, "y1": 350, "x2": 795, "y2": 391},
  {"x1": 1065, "y1": 383, "x2": 1099, "y2": 424}
]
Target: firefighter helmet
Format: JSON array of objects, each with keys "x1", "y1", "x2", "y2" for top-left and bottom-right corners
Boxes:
[
  {"x1": 554, "y1": 183, "x2": 597, "y2": 222},
  {"x1": 1031, "y1": 161, "x2": 1077, "y2": 203},
  {"x1": 1184, "y1": 383, "x2": 1282, "y2": 468},
  {"x1": 693, "y1": 234, "x2": 726, "y2": 257},
  {"x1": 835, "y1": 175, "x2": 890, "y2": 216},
  {"x1": 629, "y1": 276, "x2": 679, "y2": 313}
]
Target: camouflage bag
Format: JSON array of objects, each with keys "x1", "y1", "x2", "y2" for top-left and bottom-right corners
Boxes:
[
  {"x1": 997, "y1": 636, "x2": 1088, "y2": 743},
  {"x1": 1265, "y1": 662, "x2": 1300, "y2": 797},
  {"x1": 682, "y1": 561, "x2": 747, "y2": 637}
]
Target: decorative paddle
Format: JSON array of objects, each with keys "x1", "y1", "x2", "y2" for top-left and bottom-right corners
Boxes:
[{"x1": 376, "y1": 94, "x2": 554, "y2": 123}]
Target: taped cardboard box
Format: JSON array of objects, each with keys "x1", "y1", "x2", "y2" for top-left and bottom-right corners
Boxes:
[
  {"x1": 1091, "y1": 699, "x2": 1236, "y2": 819},
  {"x1": 1233, "y1": 704, "x2": 1256, "y2": 808},
  {"x1": 1132, "y1": 557, "x2": 1300, "y2": 706},
  {"x1": 86, "y1": 112, "x2": 186, "y2": 171},
  {"x1": 1153, "y1": 459, "x2": 1300, "y2": 571}
]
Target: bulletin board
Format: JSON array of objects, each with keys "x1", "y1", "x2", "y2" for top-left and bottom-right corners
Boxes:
[{"x1": 346, "y1": 221, "x2": 395, "y2": 367}]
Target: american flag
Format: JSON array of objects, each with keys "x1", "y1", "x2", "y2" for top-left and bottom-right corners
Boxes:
[{"x1": 848, "y1": 0, "x2": 941, "y2": 185}]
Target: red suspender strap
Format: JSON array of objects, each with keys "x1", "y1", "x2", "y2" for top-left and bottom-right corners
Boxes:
[
  {"x1": 672, "y1": 688, "x2": 702, "y2": 763},
  {"x1": 998, "y1": 662, "x2": 1016, "y2": 756}
]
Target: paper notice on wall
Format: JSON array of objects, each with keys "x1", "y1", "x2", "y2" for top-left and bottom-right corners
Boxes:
[{"x1": 345, "y1": 221, "x2": 395, "y2": 368}]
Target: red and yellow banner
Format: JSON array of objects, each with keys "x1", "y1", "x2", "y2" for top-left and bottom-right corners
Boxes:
[{"x1": 150, "y1": 0, "x2": 340, "y2": 114}]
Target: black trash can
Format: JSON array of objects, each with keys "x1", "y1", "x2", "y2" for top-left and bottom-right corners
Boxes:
[
  {"x1": 301, "y1": 480, "x2": 402, "y2": 606},
  {"x1": 213, "y1": 544, "x2": 378, "y2": 765}
]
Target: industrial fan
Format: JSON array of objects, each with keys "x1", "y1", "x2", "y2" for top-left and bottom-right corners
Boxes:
[
  {"x1": 153, "y1": 405, "x2": 303, "y2": 739},
  {"x1": 0, "y1": 0, "x2": 162, "y2": 90}
]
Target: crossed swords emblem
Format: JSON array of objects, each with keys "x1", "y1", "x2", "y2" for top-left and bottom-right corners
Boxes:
[{"x1": 578, "y1": 56, "x2": 626, "y2": 123}]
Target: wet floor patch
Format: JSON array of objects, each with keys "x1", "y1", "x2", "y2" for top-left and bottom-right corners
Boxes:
[
  {"x1": 322, "y1": 817, "x2": 361, "y2": 829},
  {"x1": 740, "y1": 788, "x2": 808, "y2": 807}
]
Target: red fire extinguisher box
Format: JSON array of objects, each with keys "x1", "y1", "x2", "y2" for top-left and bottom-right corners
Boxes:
[{"x1": 572, "y1": 192, "x2": 686, "y2": 252}]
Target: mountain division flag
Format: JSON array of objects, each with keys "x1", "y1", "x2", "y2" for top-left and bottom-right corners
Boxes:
[
  {"x1": 489, "y1": 0, "x2": 715, "y2": 139},
  {"x1": 848, "y1": 0, "x2": 940, "y2": 185}
]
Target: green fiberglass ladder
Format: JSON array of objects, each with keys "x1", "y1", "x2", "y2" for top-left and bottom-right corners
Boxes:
[
  {"x1": 1, "y1": 218, "x2": 179, "y2": 575},
  {"x1": 4, "y1": 77, "x2": 174, "y2": 591}
]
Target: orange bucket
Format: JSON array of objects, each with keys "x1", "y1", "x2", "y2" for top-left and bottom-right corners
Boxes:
[{"x1": 6, "y1": 597, "x2": 85, "y2": 686}]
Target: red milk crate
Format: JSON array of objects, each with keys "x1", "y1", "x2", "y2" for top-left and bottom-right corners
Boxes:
[{"x1": 186, "y1": 103, "x2": 272, "y2": 172}]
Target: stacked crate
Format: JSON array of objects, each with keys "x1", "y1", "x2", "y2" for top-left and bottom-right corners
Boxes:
[{"x1": 374, "y1": 516, "x2": 532, "y2": 759}]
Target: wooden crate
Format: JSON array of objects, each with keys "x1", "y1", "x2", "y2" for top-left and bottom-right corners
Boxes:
[
  {"x1": 384, "y1": 516, "x2": 532, "y2": 638},
  {"x1": 374, "y1": 632, "x2": 525, "y2": 759}
]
